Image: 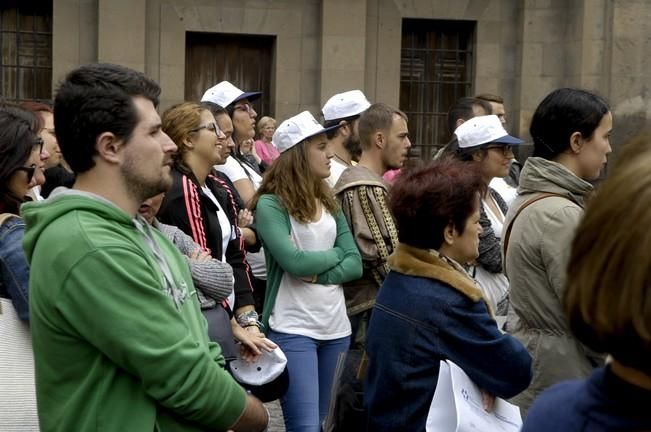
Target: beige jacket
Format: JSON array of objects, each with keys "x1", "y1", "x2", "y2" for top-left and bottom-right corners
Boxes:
[
  {"x1": 503, "y1": 157, "x2": 603, "y2": 414},
  {"x1": 333, "y1": 165, "x2": 398, "y2": 315}
]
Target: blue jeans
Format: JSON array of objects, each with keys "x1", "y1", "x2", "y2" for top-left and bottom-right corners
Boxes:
[{"x1": 267, "y1": 330, "x2": 350, "y2": 432}]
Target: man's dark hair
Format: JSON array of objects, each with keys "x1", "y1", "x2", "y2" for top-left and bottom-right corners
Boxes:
[
  {"x1": 446, "y1": 97, "x2": 492, "y2": 135},
  {"x1": 323, "y1": 114, "x2": 359, "y2": 140},
  {"x1": 358, "y1": 103, "x2": 408, "y2": 150},
  {"x1": 530, "y1": 88, "x2": 609, "y2": 160},
  {"x1": 475, "y1": 93, "x2": 504, "y2": 104},
  {"x1": 54, "y1": 63, "x2": 161, "y2": 174},
  {"x1": 201, "y1": 101, "x2": 227, "y2": 118}
]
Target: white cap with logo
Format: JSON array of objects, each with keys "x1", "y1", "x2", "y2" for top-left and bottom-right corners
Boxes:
[
  {"x1": 272, "y1": 111, "x2": 343, "y2": 153},
  {"x1": 200, "y1": 81, "x2": 262, "y2": 108},
  {"x1": 322, "y1": 90, "x2": 371, "y2": 121},
  {"x1": 454, "y1": 115, "x2": 524, "y2": 149}
]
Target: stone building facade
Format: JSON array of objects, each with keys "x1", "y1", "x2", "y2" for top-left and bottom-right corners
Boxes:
[{"x1": 7, "y1": 0, "x2": 651, "y2": 157}]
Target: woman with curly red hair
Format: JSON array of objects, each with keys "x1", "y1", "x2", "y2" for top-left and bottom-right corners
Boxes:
[{"x1": 364, "y1": 160, "x2": 532, "y2": 431}]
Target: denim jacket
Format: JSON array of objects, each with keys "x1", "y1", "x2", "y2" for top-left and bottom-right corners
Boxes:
[
  {"x1": 364, "y1": 244, "x2": 532, "y2": 431},
  {"x1": 0, "y1": 215, "x2": 30, "y2": 321}
]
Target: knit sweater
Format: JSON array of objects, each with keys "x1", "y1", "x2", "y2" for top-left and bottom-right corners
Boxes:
[{"x1": 153, "y1": 219, "x2": 234, "y2": 309}]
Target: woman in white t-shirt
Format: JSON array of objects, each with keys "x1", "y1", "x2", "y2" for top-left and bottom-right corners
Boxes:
[
  {"x1": 448, "y1": 115, "x2": 524, "y2": 320},
  {"x1": 252, "y1": 111, "x2": 362, "y2": 431}
]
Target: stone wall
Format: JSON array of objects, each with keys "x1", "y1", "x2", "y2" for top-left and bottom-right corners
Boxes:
[{"x1": 51, "y1": 0, "x2": 651, "y2": 154}]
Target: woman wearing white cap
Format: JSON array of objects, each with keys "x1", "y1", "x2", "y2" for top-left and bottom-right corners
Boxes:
[
  {"x1": 252, "y1": 111, "x2": 362, "y2": 431},
  {"x1": 449, "y1": 115, "x2": 524, "y2": 320}
]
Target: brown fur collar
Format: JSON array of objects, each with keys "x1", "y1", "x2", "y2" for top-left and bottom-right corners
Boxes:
[{"x1": 388, "y1": 243, "x2": 492, "y2": 312}]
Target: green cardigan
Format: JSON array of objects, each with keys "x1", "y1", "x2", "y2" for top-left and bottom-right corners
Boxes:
[{"x1": 255, "y1": 194, "x2": 363, "y2": 331}]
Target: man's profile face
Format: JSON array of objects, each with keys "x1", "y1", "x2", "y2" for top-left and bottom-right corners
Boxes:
[
  {"x1": 488, "y1": 101, "x2": 506, "y2": 127},
  {"x1": 120, "y1": 96, "x2": 177, "y2": 202},
  {"x1": 382, "y1": 114, "x2": 411, "y2": 170}
]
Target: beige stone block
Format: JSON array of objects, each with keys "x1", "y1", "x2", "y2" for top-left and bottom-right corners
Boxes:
[
  {"x1": 300, "y1": 70, "x2": 320, "y2": 107},
  {"x1": 542, "y1": 42, "x2": 570, "y2": 77},
  {"x1": 319, "y1": 69, "x2": 366, "y2": 102},
  {"x1": 520, "y1": 43, "x2": 543, "y2": 78},
  {"x1": 464, "y1": 0, "x2": 494, "y2": 21},
  {"x1": 477, "y1": 21, "x2": 502, "y2": 44},
  {"x1": 159, "y1": 64, "x2": 186, "y2": 103},
  {"x1": 476, "y1": 43, "x2": 502, "y2": 77},
  {"x1": 322, "y1": 0, "x2": 366, "y2": 37},
  {"x1": 611, "y1": 38, "x2": 643, "y2": 77},
  {"x1": 274, "y1": 69, "x2": 302, "y2": 105},
  {"x1": 98, "y1": 0, "x2": 146, "y2": 70},
  {"x1": 301, "y1": 36, "x2": 321, "y2": 71},
  {"x1": 321, "y1": 36, "x2": 366, "y2": 70},
  {"x1": 524, "y1": 8, "x2": 565, "y2": 43},
  {"x1": 612, "y1": 0, "x2": 647, "y2": 40},
  {"x1": 398, "y1": 0, "x2": 435, "y2": 17},
  {"x1": 276, "y1": 37, "x2": 304, "y2": 70}
]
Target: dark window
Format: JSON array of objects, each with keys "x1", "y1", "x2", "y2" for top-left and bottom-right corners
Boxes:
[
  {"x1": 185, "y1": 32, "x2": 275, "y2": 117},
  {"x1": 0, "y1": 1, "x2": 53, "y2": 103},
  {"x1": 400, "y1": 19, "x2": 475, "y2": 160}
]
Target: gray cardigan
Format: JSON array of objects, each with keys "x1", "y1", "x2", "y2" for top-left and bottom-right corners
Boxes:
[
  {"x1": 153, "y1": 219, "x2": 234, "y2": 309},
  {"x1": 477, "y1": 187, "x2": 509, "y2": 273}
]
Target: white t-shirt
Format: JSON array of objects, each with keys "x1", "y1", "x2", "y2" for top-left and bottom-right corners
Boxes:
[
  {"x1": 269, "y1": 209, "x2": 351, "y2": 340},
  {"x1": 215, "y1": 156, "x2": 262, "y2": 190},
  {"x1": 202, "y1": 185, "x2": 236, "y2": 307},
  {"x1": 489, "y1": 177, "x2": 517, "y2": 206},
  {"x1": 472, "y1": 198, "x2": 509, "y2": 318},
  {"x1": 326, "y1": 159, "x2": 349, "y2": 188}
]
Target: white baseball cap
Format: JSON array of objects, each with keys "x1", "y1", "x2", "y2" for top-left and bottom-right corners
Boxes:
[
  {"x1": 272, "y1": 111, "x2": 343, "y2": 153},
  {"x1": 322, "y1": 90, "x2": 371, "y2": 121},
  {"x1": 230, "y1": 344, "x2": 287, "y2": 387},
  {"x1": 454, "y1": 115, "x2": 524, "y2": 149},
  {"x1": 200, "y1": 81, "x2": 262, "y2": 108}
]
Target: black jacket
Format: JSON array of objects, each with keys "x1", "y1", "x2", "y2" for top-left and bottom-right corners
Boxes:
[{"x1": 159, "y1": 166, "x2": 255, "y2": 310}]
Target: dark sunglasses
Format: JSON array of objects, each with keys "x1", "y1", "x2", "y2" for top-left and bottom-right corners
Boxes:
[
  {"x1": 16, "y1": 164, "x2": 38, "y2": 183},
  {"x1": 484, "y1": 144, "x2": 513, "y2": 155}
]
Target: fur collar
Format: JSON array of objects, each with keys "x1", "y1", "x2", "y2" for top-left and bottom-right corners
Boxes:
[{"x1": 388, "y1": 243, "x2": 493, "y2": 314}]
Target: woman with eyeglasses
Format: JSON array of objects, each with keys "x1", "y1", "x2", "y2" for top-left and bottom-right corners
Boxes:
[
  {"x1": 158, "y1": 102, "x2": 274, "y2": 366},
  {"x1": 21, "y1": 101, "x2": 75, "y2": 199},
  {"x1": 0, "y1": 104, "x2": 47, "y2": 321},
  {"x1": 447, "y1": 115, "x2": 524, "y2": 321},
  {"x1": 201, "y1": 81, "x2": 263, "y2": 207}
]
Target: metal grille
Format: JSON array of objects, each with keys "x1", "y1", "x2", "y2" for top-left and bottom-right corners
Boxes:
[
  {"x1": 0, "y1": 1, "x2": 53, "y2": 103},
  {"x1": 400, "y1": 19, "x2": 475, "y2": 160}
]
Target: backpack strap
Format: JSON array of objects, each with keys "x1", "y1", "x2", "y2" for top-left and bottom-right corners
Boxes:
[{"x1": 502, "y1": 193, "x2": 568, "y2": 272}]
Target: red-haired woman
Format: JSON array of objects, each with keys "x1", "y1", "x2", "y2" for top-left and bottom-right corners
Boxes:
[{"x1": 364, "y1": 160, "x2": 532, "y2": 431}]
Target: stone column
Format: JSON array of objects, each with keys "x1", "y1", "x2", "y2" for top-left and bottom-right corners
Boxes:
[{"x1": 97, "y1": 0, "x2": 146, "y2": 72}]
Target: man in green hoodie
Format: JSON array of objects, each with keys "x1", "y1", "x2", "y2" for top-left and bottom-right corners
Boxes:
[{"x1": 21, "y1": 63, "x2": 269, "y2": 431}]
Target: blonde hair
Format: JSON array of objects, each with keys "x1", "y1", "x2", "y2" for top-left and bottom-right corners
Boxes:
[
  {"x1": 251, "y1": 139, "x2": 338, "y2": 223},
  {"x1": 565, "y1": 133, "x2": 651, "y2": 373},
  {"x1": 161, "y1": 102, "x2": 205, "y2": 163},
  {"x1": 256, "y1": 116, "x2": 276, "y2": 139}
]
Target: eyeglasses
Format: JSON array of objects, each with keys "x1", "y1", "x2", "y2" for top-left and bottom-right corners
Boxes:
[
  {"x1": 484, "y1": 145, "x2": 513, "y2": 156},
  {"x1": 34, "y1": 137, "x2": 44, "y2": 155},
  {"x1": 234, "y1": 103, "x2": 255, "y2": 115},
  {"x1": 191, "y1": 123, "x2": 225, "y2": 138},
  {"x1": 15, "y1": 164, "x2": 38, "y2": 183}
]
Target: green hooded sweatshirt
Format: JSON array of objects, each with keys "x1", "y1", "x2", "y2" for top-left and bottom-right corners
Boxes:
[{"x1": 22, "y1": 189, "x2": 246, "y2": 432}]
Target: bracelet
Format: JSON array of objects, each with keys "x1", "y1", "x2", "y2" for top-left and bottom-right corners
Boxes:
[{"x1": 236, "y1": 310, "x2": 259, "y2": 327}]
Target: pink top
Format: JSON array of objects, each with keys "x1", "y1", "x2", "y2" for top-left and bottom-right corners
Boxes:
[
  {"x1": 255, "y1": 139, "x2": 280, "y2": 166},
  {"x1": 383, "y1": 169, "x2": 401, "y2": 183}
]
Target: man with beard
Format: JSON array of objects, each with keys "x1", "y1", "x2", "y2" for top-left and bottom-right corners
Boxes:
[
  {"x1": 21, "y1": 64, "x2": 269, "y2": 432},
  {"x1": 333, "y1": 103, "x2": 410, "y2": 345},
  {"x1": 322, "y1": 90, "x2": 371, "y2": 187}
]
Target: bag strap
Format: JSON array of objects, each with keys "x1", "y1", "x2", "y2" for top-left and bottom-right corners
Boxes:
[{"x1": 502, "y1": 193, "x2": 568, "y2": 271}]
